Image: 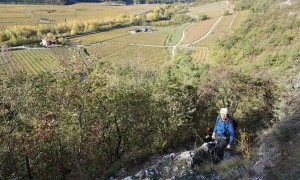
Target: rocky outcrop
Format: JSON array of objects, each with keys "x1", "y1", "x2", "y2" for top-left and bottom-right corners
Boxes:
[
  {"x1": 252, "y1": 109, "x2": 300, "y2": 179},
  {"x1": 110, "y1": 143, "x2": 227, "y2": 179}
]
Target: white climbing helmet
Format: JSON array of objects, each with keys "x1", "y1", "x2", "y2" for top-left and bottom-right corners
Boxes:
[{"x1": 220, "y1": 108, "x2": 228, "y2": 114}]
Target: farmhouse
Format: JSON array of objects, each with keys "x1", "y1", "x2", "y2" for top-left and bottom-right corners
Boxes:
[
  {"x1": 129, "y1": 26, "x2": 148, "y2": 34},
  {"x1": 39, "y1": 18, "x2": 53, "y2": 23},
  {"x1": 41, "y1": 37, "x2": 57, "y2": 47}
]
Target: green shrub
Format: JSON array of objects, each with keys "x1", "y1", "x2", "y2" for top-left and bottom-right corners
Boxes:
[
  {"x1": 234, "y1": 0, "x2": 256, "y2": 11},
  {"x1": 172, "y1": 14, "x2": 194, "y2": 23},
  {"x1": 198, "y1": 14, "x2": 208, "y2": 21},
  {"x1": 223, "y1": 10, "x2": 230, "y2": 16}
]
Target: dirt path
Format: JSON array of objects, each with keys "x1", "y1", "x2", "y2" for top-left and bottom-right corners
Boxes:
[
  {"x1": 171, "y1": 16, "x2": 223, "y2": 59},
  {"x1": 190, "y1": 16, "x2": 223, "y2": 45},
  {"x1": 171, "y1": 25, "x2": 189, "y2": 59}
]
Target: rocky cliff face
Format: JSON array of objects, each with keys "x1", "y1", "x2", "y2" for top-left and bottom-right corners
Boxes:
[
  {"x1": 252, "y1": 109, "x2": 300, "y2": 179},
  {"x1": 109, "y1": 143, "x2": 234, "y2": 180}
]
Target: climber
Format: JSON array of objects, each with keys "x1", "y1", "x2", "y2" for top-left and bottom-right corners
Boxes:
[
  {"x1": 211, "y1": 107, "x2": 236, "y2": 160},
  {"x1": 203, "y1": 127, "x2": 213, "y2": 142}
]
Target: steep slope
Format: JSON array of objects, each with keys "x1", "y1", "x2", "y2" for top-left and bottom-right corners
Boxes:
[
  {"x1": 253, "y1": 109, "x2": 300, "y2": 179},
  {"x1": 253, "y1": 72, "x2": 300, "y2": 179},
  {"x1": 110, "y1": 0, "x2": 300, "y2": 179}
]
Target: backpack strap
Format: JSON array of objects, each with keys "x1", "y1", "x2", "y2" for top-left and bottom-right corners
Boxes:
[{"x1": 216, "y1": 115, "x2": 221, "y2": 124}]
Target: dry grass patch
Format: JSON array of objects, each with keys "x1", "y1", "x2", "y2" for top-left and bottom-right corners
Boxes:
[{"x1": 188, "y1": 1, "x2": 230, "y2": 18}]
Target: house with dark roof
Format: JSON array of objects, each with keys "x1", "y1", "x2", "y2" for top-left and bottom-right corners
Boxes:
[
  {"x1": 40, "y1": 18, "x2": 53, "y2": 23},
  {"x1": 129, "y1": 26, "x2": 148, "y2": 34}
]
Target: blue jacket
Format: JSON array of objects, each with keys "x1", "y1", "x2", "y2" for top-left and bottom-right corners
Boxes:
[{"x1": 213, "y1": 115, "x2": 235, "y2": 145}]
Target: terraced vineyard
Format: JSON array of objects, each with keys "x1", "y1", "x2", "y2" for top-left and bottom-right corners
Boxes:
[
  {"x1": 106, "y1": 32, "x2": 167, "y2": 46},
  {"x1": 84, "y1": 44, "x2": 128, "y2": 60},
  {"x1": 50, "y1": 47, "x2": 76, "y2": 66},
  {"x1": 0, "y1": 3, "x2": 158, "y2": 27},
  {"x1": 193, "y1": 32, "x2": 226, "y2": 46},
  {"x1": 181, "y1": 17, "x2": 218, "y2": 44},
  {"x1": 190, "y1": 47, "x2": 210, "y2": 63},
  {"x1": 231, "y1": 10, "x2": 250, "y2": 28},
  {"x1": 71, "y1": 27, "x2": 132, "y2": 44},
  {"x1": 71, "y1": 24, "x2": 188, "y2": 46},
  {"x1": 213, "y1": 15, "x2": 236, "y2": 32},
  {"x1": 188, "y1": 10, "x2": 250, "y2": 63},
  {"x1": 0, "y1": 17, "x2": 36, "y2": 31},
  {"x1": 0, "y1": 3, "x2": 250, "y2": 73},
  {"x1": 105, "y1": 45, "x2": 171, "y2": 66},
  {"x1": 0, "y1": 43, "x2": 171, "y2": 75},
  {"x1": 0, "y1": 49, "x2": 59, "y2": 75},
  {"x1": 193, "y1": 10, "x2": 249, "y2": 47},
  {"x1": 85, "y1": 44, "x2": 171, "y2": 66},
  {"x1": 153, "y1": 23, "x2": 189, "y2": 46}
]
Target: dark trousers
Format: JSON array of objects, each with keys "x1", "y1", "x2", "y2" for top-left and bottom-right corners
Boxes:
[{"x1": 214, "y1": 136, "x2": 228, "y2": 161}]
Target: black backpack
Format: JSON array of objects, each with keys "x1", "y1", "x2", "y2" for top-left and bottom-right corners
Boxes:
[{"x1": 227, "y1": 115, "x2": 237, "y2": 132}]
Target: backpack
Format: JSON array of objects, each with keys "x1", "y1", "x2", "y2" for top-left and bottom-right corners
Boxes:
[{"x1": 227, "y1": 115, "x2": 237, "y2": 132}]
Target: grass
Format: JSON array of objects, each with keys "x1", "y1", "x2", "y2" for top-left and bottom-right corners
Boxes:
[{"x1": 216, "y1": 157, "x2": 249, "y2": 180}]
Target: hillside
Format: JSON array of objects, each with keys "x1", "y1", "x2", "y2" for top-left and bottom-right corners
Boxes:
[
  {"x1": 0, "y1": 0, "x2": 299, "y2": 179},
  {"x1": 0, "y1": 0, "x2": 200, "y2": 5}
]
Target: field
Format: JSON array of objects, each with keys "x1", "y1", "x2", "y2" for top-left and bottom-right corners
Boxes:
[
  {"x1": 181, "y1": 17, "x2": 218, "y2": 44},
  {"x1": 0, "y1": 43, "x2": 171, "y2": 75},
  {"x1": 73, "y1": 29, "x2": 167, "y2": 46},
  {"x1": 190, "y1": 47, "x2": 210, "y2": 63},
  {"x1": 193, "y1": 10, "x2": 249, "y2": 47},
  {"x1": 71, "y1": 27, "x2": 133, "y2": 44},
  {"x1": 71, "y1": 23, "x2": 189, "y2": 46},
  {"x1": 188, "y1": 1, "x2": 231, "y2": 18},
  {"x1": 0, "y1": 3, "x2": 158, "y2": 30},
  {"x1": 0, "y1": 49, "x2": 59, "y2": 75},
  {"x1": 105, "y1": 32, "x2": 167, "y2": 46},
  {"x1": 186, "y1": 10, "x2": 249, "y2": 63},
  {"x1": 158, "y1": 23, "x2": 189, "y2": 46},
  {"x1": 85, "y1": 44, "x2": 171, "y2": 66},
  {"x1": 0, "y1": 2, "x2": 251, "y2": 75}
]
